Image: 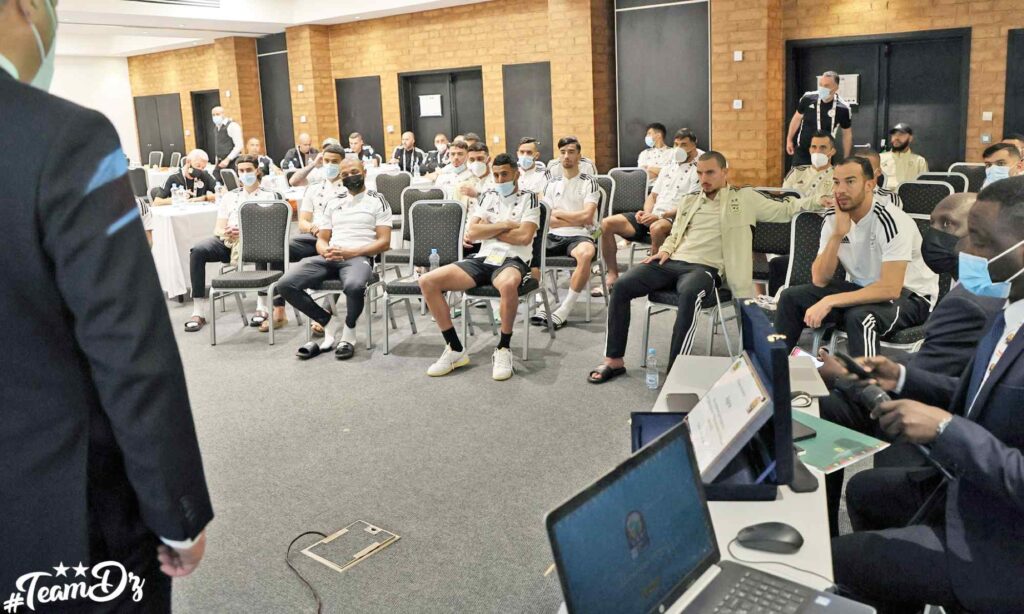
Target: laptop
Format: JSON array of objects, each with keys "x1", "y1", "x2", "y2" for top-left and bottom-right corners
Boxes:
[{"x1": 545, "y1": 422, "x2": 875, "y2": 614}]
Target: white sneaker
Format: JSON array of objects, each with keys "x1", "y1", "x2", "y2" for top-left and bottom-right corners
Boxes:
[
  {"x1": 491, "y1": 347, "x2": 515, "y2": 381},
  {"x1": 427, "y1": 344, "x2": 469, "y2": 377}
]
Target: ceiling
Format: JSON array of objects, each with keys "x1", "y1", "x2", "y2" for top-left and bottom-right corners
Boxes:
[{"x1": 56, "y1": 0, "x2": 490, "y2": 58}]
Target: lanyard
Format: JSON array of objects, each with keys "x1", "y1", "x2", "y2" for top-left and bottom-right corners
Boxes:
[{"x1": 816, "y1": 95, "x2": 841, "y2": 137}]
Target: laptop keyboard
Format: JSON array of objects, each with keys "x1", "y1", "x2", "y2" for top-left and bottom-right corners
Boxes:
[{"x1": 711, "y1": 569, "x2": 809, "y2": 614}]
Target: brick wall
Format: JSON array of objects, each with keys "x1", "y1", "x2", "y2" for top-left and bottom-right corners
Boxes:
[
  {"x1": 214, "y1": 37, "x2": 265, "y2": 149},
  {"x1": 286, "y1": 25, "x2": 338, "y2": 148}
]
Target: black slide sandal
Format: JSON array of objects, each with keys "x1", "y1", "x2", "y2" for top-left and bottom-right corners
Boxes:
[
  {"x1": 184, "y1": 317, "x2": 206, "y2": 332},
  {"x1": 296, "y1": 341, "x2": 322, "y2": 360},
  {"x1": 335, "y1": 342, "x2": 355, "y2": 360},
  {"x1": 250, "y1": 311, "x2": 268, "y2": 327},
  {"x1": 588, "y1": 364, "x2": 626, "y2": 384}
]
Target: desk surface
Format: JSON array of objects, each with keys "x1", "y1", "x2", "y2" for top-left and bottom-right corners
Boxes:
[{"x1": 655, "y1": 356, "x2": 834, "y2": 592}]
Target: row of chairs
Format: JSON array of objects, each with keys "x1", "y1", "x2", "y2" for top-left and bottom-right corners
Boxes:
[{"x1": 144, "y1": 151, "x2": 183, "y2": 168}]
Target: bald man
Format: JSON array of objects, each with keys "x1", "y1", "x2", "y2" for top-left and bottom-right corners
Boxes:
[
  {"x1": 245, "y1": 137, "x2": 281, "y2": 177},
  {"x1": 281, "y1": 133, "x2": 318, "y2": 171},
  {"x1": 390, "y1": 131, "x2": 427, "y2": 174},
  {"x1": 276, "y1": 159, "x2": 392, "y2": 360},
  {"x1": 210, "y1": 106, "x2": 243, "y2": 169}
]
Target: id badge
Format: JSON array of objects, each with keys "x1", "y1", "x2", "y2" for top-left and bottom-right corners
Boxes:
[{"x1": 484, "y1": 244, "x2": 509, "y2": 266}]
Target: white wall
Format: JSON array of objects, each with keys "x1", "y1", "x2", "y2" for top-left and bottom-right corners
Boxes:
[{"x1": 50, "y1": 56, "x2": 141, "y2": 164}]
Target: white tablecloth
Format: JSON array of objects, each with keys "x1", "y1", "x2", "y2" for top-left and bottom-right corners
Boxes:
[
  {"x1": 147, "y1": 168, "x2": 175, "y2": 192},
  {"x1": 365, "y1": 166, "x2": 434, "y2": 191},
  {"x1": 150, "y1": 204, "x2": 219, "y2": 297}
]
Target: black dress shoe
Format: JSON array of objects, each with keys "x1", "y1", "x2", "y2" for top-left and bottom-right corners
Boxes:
[{"x1": 335, "y1": 341, "x2": 355, "y2": 360}]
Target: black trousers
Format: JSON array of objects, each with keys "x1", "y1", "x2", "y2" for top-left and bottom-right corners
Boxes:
[
  {"x1": 832, "y1": 467, "x2": 964, "y2": 613},
  {"x1": 605, "y1": 260, "x2": 719, "y2": 367},
  {"x1": 277, "y1": 256, "x2": 374, "y2": 329},
  {"x1": 189, "y1": 236, "x2": 231, "y2": 299},
  {"x1": 775, "y1": 281, "x2": 930, "y2": 356},
  {"x1": 269, "y1": 234, "x2": 320, "y2": 307}
]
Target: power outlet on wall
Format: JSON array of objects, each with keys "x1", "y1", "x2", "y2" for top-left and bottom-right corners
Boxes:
[
  {"x1": 982, "y1": 134, "x2": 992, "y2": 144},
  {"x1": 733, "y1": 99, "x2": 743, "y2": 110}
]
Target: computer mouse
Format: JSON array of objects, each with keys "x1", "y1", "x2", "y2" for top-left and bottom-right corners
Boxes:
[{"x1": 736, "y1": 522, "x2": 804, "y2": 554}]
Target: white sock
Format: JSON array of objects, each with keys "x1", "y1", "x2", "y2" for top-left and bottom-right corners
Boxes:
[
  {"x1": 340, "y1": 325, "x2": 357, "y2": 345},
  {"x1": 192, "y1": 298, "x2": 208, "y2": 318},
  {"x1": 256, "y1": 296, "x2": 268, "y2": 312},
  {"x1": 319, "y1": 320, "x2": 336, "y2": 350},
  {"x1": 553, "y1": 289, "x2": 581, "y2": 321}
]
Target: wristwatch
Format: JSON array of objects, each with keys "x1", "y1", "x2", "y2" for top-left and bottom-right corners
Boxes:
[{"x1": 936, "y1": 416, "x2": 953, "y2": 438}]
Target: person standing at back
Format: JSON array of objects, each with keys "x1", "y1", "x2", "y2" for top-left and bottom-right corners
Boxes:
[
  {"x1": 211, "y1": 105, "x2": 243, "y2": 170},
  {"x1": 0, "y1": 1, "x2": 213, "y2": 610},
  {"x1": 785, "y1": 70, "x2": 852, "y2": 166}
]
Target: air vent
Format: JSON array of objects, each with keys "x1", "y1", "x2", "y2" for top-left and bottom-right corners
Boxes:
[{"x1": 125, "y1": 0, "x2": 220, "y2": 7}]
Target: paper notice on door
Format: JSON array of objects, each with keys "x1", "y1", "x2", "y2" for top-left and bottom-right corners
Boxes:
[
  {"x1": 686, "y1": 354, "x2": 771, "y2": 481},
  {"x1": 419, "y1": 94, "x2": 442, "y2": 117}
]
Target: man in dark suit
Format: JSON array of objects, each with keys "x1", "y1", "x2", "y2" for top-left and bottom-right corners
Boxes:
[
  {"x1": 831, "y1": 177, "x2": 1024, "y2": 613},
  {"x1": 1, "y1": 5, "x2": 212, "y2": 611}
]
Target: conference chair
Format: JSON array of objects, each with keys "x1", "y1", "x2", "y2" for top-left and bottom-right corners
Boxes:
[
  {"x1": 543, "y1": 187, "x2": 609, "y2": 322},
  {"x1": 546, "y1": 157, "x2": 596, "y2": 180},
  {"x1": 639, "y1": 271, "x2": 735, "y2": 364},
  {"x1": 169, "y1": 152, "x2": 182, "y2": 168},
  {"x1": 301, "y1": 270, "x2": 389, "y2": 352},
  {"x1": 897, "y1": 180, "x2": 954, "y2": 217},
  {"x1": 751, "y1": 221, "x2": 792, "y2": 286},
  {"x1": 128, "y1": 167, "x2": 149, "y2": 199},
  {"x1": 381, "y1": 200, "x2": 466, "y2": 354},
  {"x1": 917, "y1": 172, "x2": 968, "y2": 193},
  {"x1": 820, "y1": 216, "x2": 952, "y2": 355},
  {"x1": 776, "y1": 212, "x2": 845, "y2": 342},
  {"x1": 208, "y1": 201, "x2": 291, "y2": 346},
  {"x1": 606, "y1": 167, "x2": 649, "y2": 265},
  {"x1": 381, "y1": 187, "x2": 446, "y2": 274},
  {"x1": 148, "y1": 151, "x2": 164, "y2": 167},
  {"x1": 220, "y1": 169, "x2": 240, "y2": 192},
  {"x1": 375, "y1": 172, "x2": 412, "y2": 227},
  {"x1": 948, "y1": 162, "x2": 986, "y2": 193},
  {"x1": 148, "y1": 187, "x2": 162, "y2": 201},
  {"x1": 462, "y1": 202, "x2": 556, "y2": 360}
]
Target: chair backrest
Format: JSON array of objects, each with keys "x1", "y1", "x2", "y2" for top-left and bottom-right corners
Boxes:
[
  {"x1": 908, "y1": 216, "x2": 952, "y2": 301},
  {"x1": 547, "y1": 159, "x2": 561, "y2": 178},
  {"x1": 148, "y1": 186, "x2": 162, "y2": 200},
  {"x1": 529, "y1": 201, "x2": 552, "y2": 273},
  {"x1": 752, "y1": 222, "x2": 791, "y2": 255},
  {"x1": 897, "y1": 180, "x2": 953, "y2": 217},
  {"x1": 135, "y1": 196, "x2": 150, "y2": 220},
  {"x1": 917, "y1": 172, "x2": 967, "y2": 193},
  {"x1": 608, "y1": 167, "x2": 647, "y2": 215},
  {"x1": 400, "y1": 187, "x2": 445, "y2": 242},
  {"x1": 784, "y1": 212, "x2": 845, "y2": 288},
  {"x1": 595, "y1": 175, "x2": 614, "y2": 210},
  {"x1": 238, "y1": 201, "x2": 291, "y2": 267},
  {"x1": 408, "y1": 200, "x2": 466, "y2": 268},
  {"x1": 169, "y1": 152, "x2": 182, "y2": 168},
  {"x1": 948, "y1": 163, "x2": 986, "y2": 193},
  {"x1": 220, "y1": 169, "x2": 239, "y2": 192},
  {"x1": 127, "y1": 167, "x2": 149, "y2": 198},
  {"x1": 148, "y1": 151, "x2": 164, "y2": 167},
  {"x1": 375, "y1": 172, "x2": 412, "y2": 215}
]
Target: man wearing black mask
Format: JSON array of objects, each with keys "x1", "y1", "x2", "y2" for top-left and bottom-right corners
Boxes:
[{"x1": 815, "y1": 192, "x2": 1003, "y2": 534}]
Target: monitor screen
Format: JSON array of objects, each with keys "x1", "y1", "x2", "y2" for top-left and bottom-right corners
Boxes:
[{"x1": 549, "y1": 426, "x2": 717, "y2": 614}]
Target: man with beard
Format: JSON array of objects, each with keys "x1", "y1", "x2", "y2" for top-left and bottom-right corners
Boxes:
[
  {"x1": 774, "y1": 156, "x2": 938, "y2": 357},
  {"x1": 880, "y1": 123, "x2": 928, "y2": 189}
]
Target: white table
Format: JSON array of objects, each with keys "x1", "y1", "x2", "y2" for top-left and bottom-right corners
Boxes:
[
  {"x1": 146, "y1": 167, "x2": 175, "y2": 192},
  {"x1": 655, "y1": 356, "x2": 834, "y2": 592},
  {"x1": 365, "y1": 166, "x2": 435, "y2": 191},
  {"x1": 150, "y1": 203, "x2": 219, "y2": 297}
]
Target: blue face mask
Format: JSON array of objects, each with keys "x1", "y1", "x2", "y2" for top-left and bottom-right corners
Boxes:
[
  {"x1": 817, "y1": 86, "x2": 831, "y2": 100},
  {"x1": 958, "y1": 239, "x2": 1024, "y2": 299},
  {"x1": 983, "y1": 165, "x2": 1011, "y2": 188},
  {"x1": 323, "y1": 163, "x2": 340, "y2": 180},
  {"x1": 518, "y1": 155, "x2": 535, "y2": 170},
  {"x1": 240, "y1": 172, "x2": 257, "y2": 187},
  {"x1": 213, "y1": 116, "x2": 224, "y2": 128},
  {"x1": 496, "y1": 181, "x2": 515, "y2": 197},
  {"x1": 644, "y1": 135, "x2": 655, "y2": 148}
]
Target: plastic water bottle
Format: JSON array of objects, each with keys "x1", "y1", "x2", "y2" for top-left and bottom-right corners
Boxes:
[
  {"x1": 646, "y1": 349, "x2": 659, "y2": 390},
  {"x1": 288, "y1": 161, "x2": 296, "y2": 171},
  {"x1": 215, "y1": 182, "x2": 225, "y2": 205},
  {"x1": 413, "y1": 161, "x2": 421, "y2": 177},
  {"x1": 429, "y1": 248, "x2": 440, "y2": 272},
  {"x1": 171, "y1": 184, "x2": 182, "y2": 205}
]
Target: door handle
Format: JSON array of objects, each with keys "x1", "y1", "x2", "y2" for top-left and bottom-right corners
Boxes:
[{"x1": 854, "y1": 143, "x2": 871, "y2": 148}]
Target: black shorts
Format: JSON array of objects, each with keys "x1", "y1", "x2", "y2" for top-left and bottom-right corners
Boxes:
[
  {"x1": 455, "y1": 257, "x2": 531, "y2": 287},
  {"x1": 546, "y1": 234, "x2": 594, "y2": 258},
  {"x1": 624, "y1": 211, "x2": 652, "y2": 242}
]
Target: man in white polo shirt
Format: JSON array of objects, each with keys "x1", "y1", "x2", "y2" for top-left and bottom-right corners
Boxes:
[
  {"x1": 277, "y1": 159, "x2": 392, "y2": 361},
  {"x1": 185, "y1": 155, "x2": 281, "y2": 333},
  {"x1": 637, "y1": 122, "x2": 673, "y2": 182},
  {"x1": 516, "y1": 136, "x2": 549, "y2": 195},
  {"x1": 775, "y1": 156, "x2": 937, "y2": 357},
  {"x1": 418, "y1": 153, "x2": 541, "y2": 381},
  {"x1": 531, "y1": 136, "x2": 599, "y2": 329}
]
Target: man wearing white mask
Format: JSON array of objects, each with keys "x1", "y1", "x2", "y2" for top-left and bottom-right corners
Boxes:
[
  {"x1": 982, "y1": 143, "x2": 1023, "y2": 189},
  {"x1": 210, "y1": 106, "x2": 243, "y2": 170},
  {"x1": 516, "y1": 136, "x2": 549, "y2": 195},
  {"x1": 2, "y1": 0, "x2": 213, "y2": 608},
  {"x1": 786, "y1": 70, "x2": 853, "y2": 165},
  {"x1": 783, "y1": 131, "x2": 836, "y2": 201},
  {"x1": 638, "y1": 122, "x2": 673, "y2": 181},
  {"x1": 460, "y1": 141, "x2": 495, "y2": 206}
]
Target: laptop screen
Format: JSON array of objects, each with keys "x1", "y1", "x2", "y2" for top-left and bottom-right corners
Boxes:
[{"x1": 547, "y1": 424, "x2": 717, "y2": 614}]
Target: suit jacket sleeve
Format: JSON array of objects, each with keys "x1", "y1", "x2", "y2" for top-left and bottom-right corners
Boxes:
[
  {"x1": 911, "y1": 293, "x2": 990, "y2": 375},
  {"x1": 901, "y1": 364, "x2": 961, "y2": 409},
  {"x1": 37, "y1": 109, "x2": 213, "y2": 541},
  {"x1": 932, "y1": 416, "x2": 1024, "y2": 512}
]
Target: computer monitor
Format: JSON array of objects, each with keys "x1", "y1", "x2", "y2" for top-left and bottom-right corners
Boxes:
[{"x1": 547, "y1": 422, "x2": 718, "y2": 614}]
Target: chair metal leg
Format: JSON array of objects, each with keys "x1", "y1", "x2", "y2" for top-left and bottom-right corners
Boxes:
[
  {"x1": 209, "y1": 291, "x2": 218, "y2": 346},
  {"x1": 641, "y1": 301, "x2": 652, "y2": 367},
  {"x1": 268, "y1": 284, "x2": 277, "y2": 346},
  {"x1": 706, "y1": 310, "x2": 715, "y2": 356},
  {"x1": 383, "y1": 296, "x2": 392, "y2": 355},
  {"x1": 811, "y1": 328, "x2": 826, "y2": 354},
  {"x1": 542, "y1": 289, "x2": 555, "y2": 340},
  {"x1": 233, "y1": 293, "x2": 247, "y2": 326},
  {"x1": 462, "y1": 295, "x2": 470, "y2": 344},
  {"x1": 403, "y1": 297, "x2": 417, "y2": 334},
  {"x1": 522, "y1": 297, "x2": 530, "y2": 361},
  {"x1": 485, "y1": 300, "x2": 498, "y2": 336},
  {"x1": 546, "y1": 269, "x2": 560, "y2": 304},
  {"x1": 721, "y1": 308, "x2": 735, "y2": 358},
  {"x1": 364, "y1": 288, "x2": 373, "y2": 350}
]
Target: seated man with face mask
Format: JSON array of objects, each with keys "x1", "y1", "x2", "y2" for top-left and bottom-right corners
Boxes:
[
  {"x1": 812, "y1": 192, "x2": 1004, "y2": 535},
  {"x1": 516, "y1": 137, "x2": 549, "y2": 195},
  {"x1": 152, "y1": 149, "x2": 218, "y2": 206},
  {"x1": 783, "y1": 131, "x2": 836, "y2": 201},
  {"x1": 185, "y1": 155, "x2": 282, "y2": 332},
  {"x1": 982, "y1": 142, "x2": 1023, "y2": 189}
]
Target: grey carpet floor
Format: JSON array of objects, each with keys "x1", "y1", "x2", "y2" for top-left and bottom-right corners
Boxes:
[{"x1": 167, "y1": 271, "x2": 859, "y2": 613}]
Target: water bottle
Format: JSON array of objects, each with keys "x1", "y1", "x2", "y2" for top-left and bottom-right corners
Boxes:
[
  {"x1": 429, "y1": 248, "x2": 439, "y2": 272},
  {"x1": 171, "y1": 184, "x2": 181, "y2": 205},
  {"x1": 645, "y1": 349, "x2": 659, "y2": 390},
  {"x1": 413, "y1": 161, "x2": 421, "y2": 177},
  {"x1": 288, "y1": 161, "x2": 296, "y2": 171},
  {"x1": 215, "y1": 182, "x2": 225, "y2": 205}
]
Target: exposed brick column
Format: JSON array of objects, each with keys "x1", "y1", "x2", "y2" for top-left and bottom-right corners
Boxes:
[
  {"x1": 286, "y1": 25, "x2": 338, "y2": 148},
  {"x1": 214, "y1": 37, "x2": 265, "y2": 147}
]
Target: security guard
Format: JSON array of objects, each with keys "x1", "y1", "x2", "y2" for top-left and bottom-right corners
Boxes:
[
  {"x1": 1, "y1": 0, "x2": 212, "y2": 608},
  {"x1": 880, "y1": 123, "x2": 928, "y2": 189},
  {"x1": 786, "y1": 70, "x2": 852, "y2": 165},
  {"x1": 784, "y1": 130, "x2": 836, "y2": 202}
]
